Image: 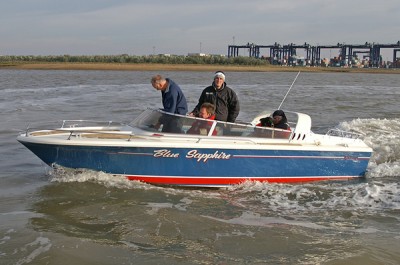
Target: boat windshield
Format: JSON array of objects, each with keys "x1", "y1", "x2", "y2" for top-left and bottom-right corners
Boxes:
[{"x1": 130, "y1": 109, "x2": 292, "y2": 139}]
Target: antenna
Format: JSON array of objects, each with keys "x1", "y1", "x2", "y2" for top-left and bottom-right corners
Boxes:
[{"x1": 277, "y1": 71, "x2": 300, "y2": 110}]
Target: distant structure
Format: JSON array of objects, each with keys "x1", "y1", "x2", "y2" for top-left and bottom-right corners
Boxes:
[
  {"x1": 228, "y1": 41, "x2": 400, "y2": 68},
  {"x1": 187, "y1": 53, "x2": 207, "y2": 57}
]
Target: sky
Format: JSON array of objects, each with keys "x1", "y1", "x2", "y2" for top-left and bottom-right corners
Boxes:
[{"x1": 1, "y1": 0, "x2": 399, "y2": 58}]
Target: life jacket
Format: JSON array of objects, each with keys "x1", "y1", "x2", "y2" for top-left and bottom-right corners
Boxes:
[{"x1": 187, "y1": 115, "x2": 217, "y2": 136}]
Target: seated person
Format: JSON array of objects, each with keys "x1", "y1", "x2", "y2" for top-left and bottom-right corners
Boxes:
[
  {"x1": 187, "y1": 103, "x2": 217, "y2": 136},
  {"x1": 258, "y1": 110, "x2": 290, "y2": 130},
  {"x1": 254, "y1": 110, "x2": 291, "y2": 138}
]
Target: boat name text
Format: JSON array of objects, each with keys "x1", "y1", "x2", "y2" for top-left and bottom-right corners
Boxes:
[
  {"x1": 153, "y1": 149, "x2": 231, "y2": 162},
  {"x1": 186, "y1": 150, "x2": 231, "y2": 162},
  {"x1": 153, "y1": 149, "x2": 180, "y2": 158}
]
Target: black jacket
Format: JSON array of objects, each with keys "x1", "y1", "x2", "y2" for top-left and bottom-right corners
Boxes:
[{"x1": 192, "y1": 82, "x2": 240, "y2": 122}]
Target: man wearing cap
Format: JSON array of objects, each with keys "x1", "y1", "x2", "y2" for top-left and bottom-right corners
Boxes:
[{"x1": 190, "y1": 71, "x2": 240, "y2": 122}]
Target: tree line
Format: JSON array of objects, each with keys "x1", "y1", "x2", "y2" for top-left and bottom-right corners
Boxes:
[{"x1": 0, "y1": 54, "x2": 270, "y2": 66}]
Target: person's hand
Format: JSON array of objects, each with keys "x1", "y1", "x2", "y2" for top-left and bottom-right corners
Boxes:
[
  {"x1": 150, "y1": 122, "x2": 161, "y2": 130},
  {"x1": 154, "y1": 122, "x2": 161, "y2": 130},
  {"x1": 188, "y1": 112, "x2": 195, "y2": 117}
]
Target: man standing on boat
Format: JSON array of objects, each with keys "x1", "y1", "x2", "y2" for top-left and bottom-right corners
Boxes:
[
  {"x1": 189, "y1": 71, "x2": 240, "y2": 122},
  {"x1": 151, "y1": 75, "x2": 188, "y2": 132},
  {"x1": 151, "y1": 75, "x2": 188, "y2": 115}
]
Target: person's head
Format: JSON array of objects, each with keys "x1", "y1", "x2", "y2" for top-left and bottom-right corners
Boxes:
[
  {"x1": 199, "y1": 103, "x2": 215, "y2": 119},
  {"x1": 213, "y1": 71, "x2": 225, "y2": 89},
  {"x1": 272, "y1": 110, "x2": 287, "y2": 125},
  {"x1": 151, "y1": 75, "x2": 166, "y2": 91}
]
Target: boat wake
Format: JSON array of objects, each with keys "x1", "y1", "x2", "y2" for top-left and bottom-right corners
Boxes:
[
  {"x1": 49, "y1": 165, "x2": 153, "y2": 190},
  {"x1": 49, "y1": 165, "x2": 222, "y2": 198},
  {"x1": 338, "y1": 117, "x2": 400, "y2": 178}
]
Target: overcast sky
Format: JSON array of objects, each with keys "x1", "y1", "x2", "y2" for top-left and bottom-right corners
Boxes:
[{"x1": 1, "y1": 0, "x2": 399, "y2": 58}]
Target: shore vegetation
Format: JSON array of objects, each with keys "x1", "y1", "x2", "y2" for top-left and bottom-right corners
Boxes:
[{"x1": 1, "y1": 54, "x2": 399, "y2": 74}]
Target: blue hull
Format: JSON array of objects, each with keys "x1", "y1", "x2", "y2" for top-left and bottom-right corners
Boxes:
[{"x1": 20, "y1": 141, "x2": 371, "y2": 186}]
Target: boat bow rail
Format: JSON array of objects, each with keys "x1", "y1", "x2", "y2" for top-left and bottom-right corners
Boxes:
[{"x1": 21, "y1": 120, "x2": 132, "y2": 138}]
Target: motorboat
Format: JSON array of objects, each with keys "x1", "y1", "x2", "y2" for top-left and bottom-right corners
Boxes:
[{"x1": 17, "y1": 109, "x2": 373, "y2": 187}]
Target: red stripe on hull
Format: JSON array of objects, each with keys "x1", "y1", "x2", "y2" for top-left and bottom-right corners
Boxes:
[{"x1": 126, "y1": 175, "x2": 357, "y2": 186}]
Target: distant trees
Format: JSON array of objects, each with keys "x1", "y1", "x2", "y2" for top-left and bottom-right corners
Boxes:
[{"x1": 0, "y1": 54, "x2": 270, "y2": 66}]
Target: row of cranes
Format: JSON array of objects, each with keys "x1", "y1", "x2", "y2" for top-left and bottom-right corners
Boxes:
[{"x1": 227, "y1": 42, "x2": 400, "y2": 68}]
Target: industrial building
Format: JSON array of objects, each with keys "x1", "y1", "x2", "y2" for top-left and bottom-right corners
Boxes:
[{"x1": 228, "y1": 42, "x2": 400, "y2": 68}]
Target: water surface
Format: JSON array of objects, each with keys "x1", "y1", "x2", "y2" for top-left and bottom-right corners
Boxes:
[{"x1": 1, "y1": 69, "x2": 400, "y2": 264}]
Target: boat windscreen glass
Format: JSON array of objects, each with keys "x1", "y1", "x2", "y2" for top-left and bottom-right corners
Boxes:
[{"x1": 130, "y1": 109, "x2": 291, "y2": 139}]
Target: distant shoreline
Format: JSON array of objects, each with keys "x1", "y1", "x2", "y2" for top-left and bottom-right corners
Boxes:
[{"x1": 1, "y1": 62, "x2": 399, "y2": 74}]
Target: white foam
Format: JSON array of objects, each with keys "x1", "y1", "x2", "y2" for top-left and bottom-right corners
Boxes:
[
  {"x1": 49, "y1": 165, "x2": 223, "y2": 198},
  {"x1": 204, "y1": 211, "x2": 327, "y2": 230},
  {"x1": 224, "y1": 180, "x2": 400, "y2": 215},
  {"x1": 340, "y1": 118, "x2": 400, "y2": 178},
  {"x1": 15, "y1": 237, "x2": 52, "y2": 265}
]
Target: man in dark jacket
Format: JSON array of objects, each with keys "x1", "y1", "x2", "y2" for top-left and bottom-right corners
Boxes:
[
  {"x1": 151, "y1": 75, "x2": 188, "y2": 133},
  {"x1": 190, "y1": 71, "x2": 240, "y2": 122}
]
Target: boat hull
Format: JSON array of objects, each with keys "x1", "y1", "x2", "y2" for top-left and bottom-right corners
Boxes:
[{"x1": 19, "y1": 141, "x2": 371, "y2": 187}]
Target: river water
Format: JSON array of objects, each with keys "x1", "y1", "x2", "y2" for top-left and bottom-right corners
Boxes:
[{"x1": 1, "y1": 69, "x2": 400, "y2": 264}]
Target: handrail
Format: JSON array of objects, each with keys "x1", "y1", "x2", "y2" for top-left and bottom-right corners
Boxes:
[
  {"x1": 64, "y1": 129, "x2": 135, "y2": 140},
  {"x1": 61, "y1": 120, "x2": 122, "y2": 129}
]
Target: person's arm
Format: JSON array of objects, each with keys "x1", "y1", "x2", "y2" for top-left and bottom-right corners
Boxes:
[
  {"x1": 227, "y1": 91, "x2": 240, "y2": 122},
  {"x1": 162, "y1": 88, "x2": 178, "y2": 113}
]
